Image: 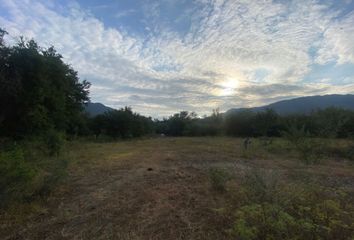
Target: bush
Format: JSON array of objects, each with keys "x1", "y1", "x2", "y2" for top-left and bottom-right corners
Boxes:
[
  {"x1": 0, "y1": 147, "x2": 37, "y2": 206},
  {"x1": 208, "y1": 167, "x2": 230, "y2": 192},
  {"x1": 232, "y1": 203, "x2": 297, "y2": 240},
  {"x1": 44, "y1": 130, "x2": 65, "y2": 156},
  {"x1": 283, "y1": 124, "x2": 324, "y2": 164},
  {"x1": 0, "y1": 137, "x2": 68, "y2": 207},
  {"x1": 242, "y1": 169, "x2": 279, "y2": 203},
  {"x1": 228, "y1": 170, "x2": 354, "y2": 240}
]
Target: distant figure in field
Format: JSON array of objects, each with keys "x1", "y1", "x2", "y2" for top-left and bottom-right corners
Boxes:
[{"x1": 244, "y1": 138, "x2": 252, "y2": 150}]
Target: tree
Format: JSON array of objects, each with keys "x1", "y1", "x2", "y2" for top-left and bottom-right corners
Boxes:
[
  {"x1": 0, "y1": 30, "x2": 90, "y2": 138},
  {"x1": 225, "y1": 110, "x2": 256, "y2": 137},
  {"x1": 166, "y1": 111, "x2": 197, "y2": 136},
  {"x1": 91, "y1": 107, "x2": 153, "y2": 139},
  {"x1": 253, "y1": 109, "x2": 282, "y2": 137}
]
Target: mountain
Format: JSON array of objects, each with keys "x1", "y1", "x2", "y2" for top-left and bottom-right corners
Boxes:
[
  {"x1": 227, "y1": 94, "x2": 354, "y2": 115},
  {"x1": 84, "y1": 102, "x2": 114, "y2": 116}
]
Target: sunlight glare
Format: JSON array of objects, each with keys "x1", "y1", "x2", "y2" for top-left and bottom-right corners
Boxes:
[{"x1": 220, "y1": 78, "x2": 239, "y2": 96}]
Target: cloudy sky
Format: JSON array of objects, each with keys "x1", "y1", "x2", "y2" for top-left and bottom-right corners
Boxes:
[{"x1": 1, "y1": 0, "x2": 354, "y2": 117}]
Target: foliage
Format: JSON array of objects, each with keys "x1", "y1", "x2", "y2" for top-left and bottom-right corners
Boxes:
[
  {"x1": 229, "y1": 170, "x2": 354, "y2": 240},
  {"x1": 0, "y1": 146, "x2": 36, "y2": 206},
  {"x1": 224, "y1": 110, "x2": 256, "y2": 137},
  {"x1": 154, "y1": 107, "x2": 354, "y2": 140},
  {"x1": 224, "y1": 109, "x2": 284, "y2": 137},
  {"x1": 0, "y1": 29, "x2": 90, "y2": 138},
  {"x1": 0, "y1": 137, "x2": 68, "y2": 207},
  {"x1": 208, "y1": 167, "x2": 230, "y2": 192},
  {"x1": 282, "y1": 123, "x2": 324, "y2": 164},
  {"x1": 44, "y1": 129, "x2": 65, "y2": 156},
  {"x1": 89, "y1": 107, "x2": 154, "y2": 139}
]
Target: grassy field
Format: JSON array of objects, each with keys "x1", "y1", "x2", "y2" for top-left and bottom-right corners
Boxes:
[{"x1": 1, "y1": 137, "x2": 354, "y2": 239}]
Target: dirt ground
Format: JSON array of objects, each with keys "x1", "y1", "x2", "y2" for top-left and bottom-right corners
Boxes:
[{"x1": 1, "y1": 137, "x2": 354, "y2": 239}]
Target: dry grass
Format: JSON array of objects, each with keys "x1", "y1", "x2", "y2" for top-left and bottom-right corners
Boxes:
[{"x1": 1, "y1": 137, "x2": 354, "y2": 239}]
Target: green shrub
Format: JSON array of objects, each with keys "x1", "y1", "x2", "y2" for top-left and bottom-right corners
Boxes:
[
  {"x1": 232, "y1": 203, "x2": 297, "y2": 240},
  {"x1": 242, "y1": 169, "x2": 279, "y2": 203},
  {"x1": 0, "y1": 138, "x2": 68, "y2": 207},
  {"x1": 296, "y1": 138, "x2": 325, "y2": 164},
  {"x1": 228, "y1": 170, "x2": 354, "y2": 239},
  {"x1": 208, "y1": 167, "x2": 230, "y2": 192},
  {"x1": 44, "y1": 130, "x2": 65, "y2": 156},
  {"x1": 283, "y1": 124, "x2": 325, "y2": 164},
  {"x1": 0, "y1": 147, "x2": 37, "y2": 206}
]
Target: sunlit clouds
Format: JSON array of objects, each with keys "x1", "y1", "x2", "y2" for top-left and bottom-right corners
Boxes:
[{"x1": 0, "y1": 0, "x2": 353, "y2": 117}]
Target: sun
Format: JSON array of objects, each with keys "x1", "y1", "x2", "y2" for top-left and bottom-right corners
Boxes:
[{"x1": 219, "y1": 78, "x2": 239, "y2": 96}]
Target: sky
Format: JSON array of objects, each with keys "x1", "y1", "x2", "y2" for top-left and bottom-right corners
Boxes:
[{"x1": 1, "y1": 0, "x2": 354, "y2": 117}]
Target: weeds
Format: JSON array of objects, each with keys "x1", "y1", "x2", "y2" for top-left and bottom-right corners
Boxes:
[
  {"x1": 282, "y1": 124, "x2": 325, "y2": 164},
  {"x1": 0, "y1": 147, "x2": 37, "y2": 206},
  {"x1": 208, "y1": 167, "x2": 230, "y2": 192},
  {"x1": 0, "y1": 133, "x2": 68, "y2": 207},
  {"x1": 44, "y1": 130, "x2": 65, "y2": 156},
  {"x1": 228, "y1": 169, "x2": 354, "y2": 240}
]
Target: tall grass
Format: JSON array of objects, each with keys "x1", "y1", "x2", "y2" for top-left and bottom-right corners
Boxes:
[
  {"x1": 0, "y1": 132, "x2": 68, "y2": 207},
  {"x1": 227, "y1": 169, "x2": 354, "y2": 239}
]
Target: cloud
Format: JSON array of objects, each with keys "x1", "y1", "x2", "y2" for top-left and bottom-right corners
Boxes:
[
  {"x1": 316, "y1": 12, "x2": 354, "y2": 64},
  {"x1": 0, "y1": 0, "x2": 353, "y2": 117},
  {"x1": 114, "y1": 9, "x2": 136, "y2": 19}
]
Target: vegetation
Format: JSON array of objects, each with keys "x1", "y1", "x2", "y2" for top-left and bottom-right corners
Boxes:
[
  {"x1": 0, "y1": 30, "x2": 90, "y2": 139},
  {"x1": 0, "y1": 30, "x2": 80, "y2": 206},
  {"x1": 89, "y1": 107, "x2": 154, "y2": 139},
  {"x1": 1, "y1": 29, "x2": 354, "y2": 239},
  {"x1": 1, "y1": 138, "x2": 353, "y2": 239},
  {"x1": 0, "y1": 138, "x2": 68, "y2": 207},
  {"x1": 208, "y1": 167, "x2": 230, "y2": 192},
  {"x1": 154, "y1": 107, "x2": 354, "y2": 139},
  {"x1": 229, "y1": 169, "x2": 354, "y2": 240}
]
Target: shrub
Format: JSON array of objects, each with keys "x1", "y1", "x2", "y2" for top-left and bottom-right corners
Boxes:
[
  {"x1": 0, "y1": 138, "x2": 68, "y2": 207},
  {"x1": 228, "y1": 170, "x2": 354, "y2": 240},
  {"x1": 44, "y1": 130, "x2": 65, "y2": 156},
  {"x1": 296, "y1": 138, "x2": 325, "y2": 164},
  {"x1": 283, "y1": 124, "x2": 324, "y2": 164},
  {"x1": 232, "y1": 203, "x2": 297, "y2": 240},
  {"x1": 242, "y1": 169, "x2": 279, "y2": 203},
  {"x1": 0, "y1": 147, "x2": 37, "y2": 206},
  {"x1": 208, "y1": 167, "x2": 230, "y2": 192}
]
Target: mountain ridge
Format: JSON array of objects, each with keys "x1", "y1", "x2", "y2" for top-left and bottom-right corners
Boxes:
[
  {"x1": 84, "y1": 102, "x2": 114, "y2": 116},
  {"x1": 85, "y1": 94, "x2": 354, "y2": 117},
  {"x1": 226, "y1": 94, "x2": 354, "y2": 115}
]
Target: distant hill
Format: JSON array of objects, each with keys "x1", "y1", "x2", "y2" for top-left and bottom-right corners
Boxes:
[
  {"x1": 227, "y1": 94, "x2": 354, "y2": 115},
  {"x1": 84, "y1": 102, "x2": 114, "y2": 116}
]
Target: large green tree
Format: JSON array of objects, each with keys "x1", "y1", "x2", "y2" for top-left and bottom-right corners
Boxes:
[{"x1": 0, "y1": 29, "x2": 90, "y2": 138}]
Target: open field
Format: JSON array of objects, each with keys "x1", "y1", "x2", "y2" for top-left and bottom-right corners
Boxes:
[{"x1": 1, "y1": 137, "x2": 354, "y2": 239}]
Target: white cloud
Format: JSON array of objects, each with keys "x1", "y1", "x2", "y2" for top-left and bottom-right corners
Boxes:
[
  {"x1": 114, "y1": 9, "x2": 136, "y2": 19},
  {"x1": 0, "y1": 0, "x2": 353, "y2": 117},
  {"x1": 316, "y1": 12, "x2": 354, "y2": 64}
]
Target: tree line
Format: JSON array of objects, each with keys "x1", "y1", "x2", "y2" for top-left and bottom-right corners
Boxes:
[{"x1": 153, "y1": 108, "x2": 354, "y2": 139}]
